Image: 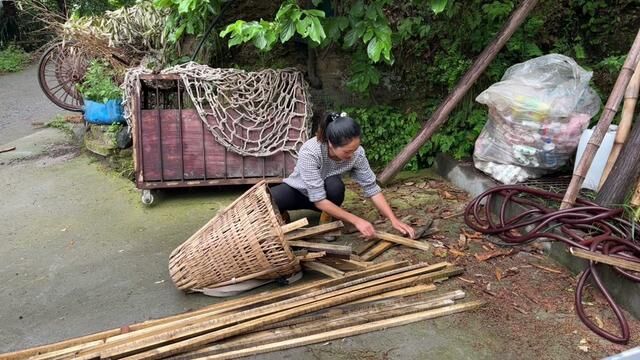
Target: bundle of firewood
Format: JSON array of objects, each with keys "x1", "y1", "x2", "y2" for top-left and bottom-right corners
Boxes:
[{"x1": 3, "y1": 258, "x2": 482, "y2": 359}]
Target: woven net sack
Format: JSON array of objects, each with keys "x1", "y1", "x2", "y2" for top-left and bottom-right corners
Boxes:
[{"x1": 169, "y1": 181, "x2": 300, "y2": 291}]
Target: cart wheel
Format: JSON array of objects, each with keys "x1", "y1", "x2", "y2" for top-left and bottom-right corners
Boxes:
[
  {"x1": 141, "y1": 190, "x2": 154, "y2": 205},
  {"x1": 38, "y1": 42, "x2": 90, "y2": 112}
]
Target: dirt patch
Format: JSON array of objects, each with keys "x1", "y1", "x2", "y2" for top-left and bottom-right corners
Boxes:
[{"x1": 339, "y1": 173, "x2": 640, "y2": 359}]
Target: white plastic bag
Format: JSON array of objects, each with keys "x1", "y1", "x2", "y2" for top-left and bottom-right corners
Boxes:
[{"x1": 473, "y1": 54, "x2": 601, "y2": 184}]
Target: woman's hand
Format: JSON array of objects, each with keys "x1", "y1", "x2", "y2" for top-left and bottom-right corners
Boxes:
[
  {"x1": 391, "y1": 219, "x2": 416, "y2": 239},
  {"x1": 353, "y1": 217, "x2": 376, "y2": 239}
]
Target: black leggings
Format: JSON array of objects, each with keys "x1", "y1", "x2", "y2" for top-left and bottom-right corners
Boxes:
[{"x1": 270, "y1": 175, "x2": 345, "y2": 212}]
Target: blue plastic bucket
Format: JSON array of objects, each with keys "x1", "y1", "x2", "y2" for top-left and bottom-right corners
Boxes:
[{"x1": 83, "y1": 99, "x2": 125, "y2": 125}]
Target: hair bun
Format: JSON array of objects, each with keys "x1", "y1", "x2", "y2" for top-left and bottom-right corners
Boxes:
[{"x1": 340, "y1": 112, "x2": 348, "y2": 117}]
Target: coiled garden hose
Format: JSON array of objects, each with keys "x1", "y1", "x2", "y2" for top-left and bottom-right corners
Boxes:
[{"x1": 464, "y1": 185, "x2": 640, "y2": 344}]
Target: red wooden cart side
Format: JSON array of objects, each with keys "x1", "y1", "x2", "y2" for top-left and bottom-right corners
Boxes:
[{"x1": 131, "y1": 74, "x2": 306, "y2": 204}]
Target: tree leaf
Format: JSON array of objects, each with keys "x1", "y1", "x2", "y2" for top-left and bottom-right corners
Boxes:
[
  {"x1": 344, "y1": 29, "x2": 358, "y2": 47},
  {"x1": 308, "y1": 16, "x2": 326, "y2": 44},
  {"x1": 312, "y1": 0, "x2": 323, "y2": 5},
  {"x1": 367, "y1": 37, "x2": 382, "y2": 62},
  {"x1": 429, "y1": 0, "x2": 447, "y2": 14},
  {"x1": 280, "y1": 21, "x2": 296, "y2": 42},
  {"x1": 304, "y1": 9, "x2": 326, "y2": 18}
]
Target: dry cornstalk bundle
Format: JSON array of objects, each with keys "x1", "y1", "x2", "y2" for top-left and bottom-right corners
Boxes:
[{"x1": 2, "y1": 261, "x2": 482, "y2": 360}]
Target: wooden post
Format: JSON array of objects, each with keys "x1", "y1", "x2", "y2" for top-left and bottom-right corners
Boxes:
[
  {"x1": 598, "y1": 61, "x2": 640, "y2": 188},
  {"x1": 377, "y1": 0, "x2": 540, "y2": 184},
  {"x1": 561, "y1": 29, "x2": 640, "y2": 209},
  {"x1": 595, "y1": 115, "x2": 640, "y2": 207}
]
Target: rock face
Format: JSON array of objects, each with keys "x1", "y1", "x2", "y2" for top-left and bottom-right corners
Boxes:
[{"x1": 84, "y1": 124, "x2": 131, "y2": 156}]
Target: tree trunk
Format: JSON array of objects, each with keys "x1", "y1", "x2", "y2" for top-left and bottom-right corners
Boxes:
[
  {"x1": 596, "y1": 115, "x2": 640, "y2": 207},
  {"x1": 56, "y1": 0, "x2": 68, "y2": 18}
]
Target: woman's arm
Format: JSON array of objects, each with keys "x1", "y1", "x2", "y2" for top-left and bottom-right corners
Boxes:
[
  {"x1": 314, "y1": 199, "x2": 376, "y2": 238},
  {"x1": 370, "y1": 193, "x2": 416, "y2": 239}
]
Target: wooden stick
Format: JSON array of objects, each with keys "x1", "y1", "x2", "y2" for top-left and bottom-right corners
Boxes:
[
  {"x1": 360, "y1": 241, "x2": 395, "y2": 261},
  {"x1": 318, "y1": 258, "x2": 369, "y2": 272},
  {"x1": 280, "y1": 218, "x2": 309, "y2": 233},
  {"x1": 599, "y1": 61, "x2": 640, "y2": 189},
  {"x1": 284, "y1": 221, "x2": 344, "y2": 241},
  {"x1": 287, "y1": 240, "x2": 352, "y2": 257},
  {"x1": 75, "y1": 263, "x2": 451, "y2": 359},
  {"x1": 378, "y1": 0, "x2": 540, "y2": 184},
  {"x1": 562, "y1": 29, "x2": 640, "y2": 209},
  {"x1": 106, "y1": 264, "x2": 458, "y2": 360},
  {"x1": 570, "y1": 247, "x2": 640, "y2": 273},
  {"x1": 374, "y1": 231, "x2": 431, "y2": 252},
  {"x1": 19, "y1": 263, "x2": 404, "y2": 360},
  {"x1": 193, "y1": 301, "x2": 485, "y2": 359},
  {"x1": 302, "y1": 261, "x2": 345, "y2": 279},
  {"x1": 179, "y1": 291, "x2": 465, "y2": 359},
  {"x1": 0, "y1": 146, "x2": 16, "y2": 153},
  {"x1": 348, "y1": 284, "x2": 437, "y2": 305}
]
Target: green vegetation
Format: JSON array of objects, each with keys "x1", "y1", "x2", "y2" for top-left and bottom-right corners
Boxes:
[
  {"x1": 77, "y1": 61, "x2": 123, "y2": 103},
  {"x1": 46, "y1": 115, "x2": 74, "y2": 135},
  {"x1": 0, "y1": 45, "x2": 29, "y2": 73}
]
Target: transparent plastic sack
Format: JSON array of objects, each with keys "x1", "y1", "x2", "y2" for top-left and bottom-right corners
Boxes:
[{"x1": 473, "y1": 54, "x2": 601, "y2": 184}]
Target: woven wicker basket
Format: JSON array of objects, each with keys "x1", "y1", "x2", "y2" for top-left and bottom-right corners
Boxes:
[{"x1": 169, "y1": 181, "x2": 300, "y2": 291}]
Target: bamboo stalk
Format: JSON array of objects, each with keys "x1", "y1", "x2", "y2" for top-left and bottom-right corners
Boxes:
[
  {"x1": 348, "y1": 284, "x2": 437, "y2": 305},
  {"x1": 561, "y1": 29, "x2": 640, "y2": 209},
  {"x1": 284, "y1": 221, "x2": 344, "y2": 241},
  {"x1": 374, "y1": 231, "x2": 431, "y2": 252},
  {"x1": 121, "y1": 266, "x2": 463, "y2": 360},
  {"x1": 190, "y1": 301, "x2": 486, "y2": 359},
  {"x1": 377, "y1": 0, "x2": 540, "y2": 184},
  {"x1": 599, "y1": 61, "x2": 640, "y2": 189},
  {"x1": 569, "y1": 247, "x2": 640, "y2": 272},
  {"x1": 178, "y1": 291, "x2": 464, "y2": 359},
  {"x1": 72, "y1": 263, "x2": 451, "y2": 359},
  {"x1": 287, "y1": 240, "x2": 352, "y2": 257},
  {"x1": 280, "y1": 218, "x2": 309, "y2": 233},
  {"x1": 9, "y1": 262, "x2": 404, "y2": 360},
  {"x1": 302, "y1": 261, "x2": 346, "y2": 278}
]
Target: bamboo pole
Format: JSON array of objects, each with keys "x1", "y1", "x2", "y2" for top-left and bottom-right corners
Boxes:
[
  {"x1": 121, "y1": 266, "x2": 463, "y2": 360},
  {"x1": 2, "y1": 262, "x2": 404, "y2": 360},
  {"x1": 360, "y1": 241, "x2": 395, "y2": 261},
  {"x1": 598, "y1": 61, "x2": 640, "y2": 189},
  {"x1": 570, "y1": 247, "x2": 640, "y2": 272},
  {"x1": 178, "y1": 291, "x2": 464, "y2": 359},
  {"x1": 377, "y1": 0, "x2": 540, "y2": 184},
  {"x1": 191, "y1": 301, "x2": 486, "y2": 360},
  {"x1": 561, "y1": 29, "x2": 640, "y2": 209},
  {"x1": 72, "y1": 263, "x2": 451, "y2": 359},
  {"x1": 284, "y1": 221, "x2": 344, "y2": 240},
  {"x1": 280, "y1": 218, "x2": 309, "y2": 233}
]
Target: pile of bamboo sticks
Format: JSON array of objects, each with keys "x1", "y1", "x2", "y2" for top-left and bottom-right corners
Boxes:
[
  {"x1": 281, "y1": 217, "x2": 434, "y2": 279},
  {"x1": 3, "y1": 261, "x2": 482, "y2": 360}
]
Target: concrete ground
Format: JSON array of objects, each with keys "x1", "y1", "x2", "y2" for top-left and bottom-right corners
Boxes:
[
  {"x1": 2, "y1": 128, "x2": 633, "y2": 359},
  {"x1": 0, "y1": 64, "x2": 72, "y2": 146}
]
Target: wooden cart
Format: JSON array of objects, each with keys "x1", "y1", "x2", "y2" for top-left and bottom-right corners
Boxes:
[{"x1": 130, "y1": 74, "x2": 307, "y2": 204}]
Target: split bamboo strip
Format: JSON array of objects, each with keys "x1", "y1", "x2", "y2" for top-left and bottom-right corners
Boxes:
[
  {"x1": 121, "y1": 266, "x2": 463, "y2": 360},
  {"x1": 599, "y1": 61, "x2": 640, "y2": 188},
  {"x1": 296, "y1": 251, "x2": 326, "y2": 261},
  {"x1": 26, "y1": 262, "x2": 404, "y2": 360},
  {"x1": 284, "y1": 221, "x2": 344, "y2": 241},
  {"x1": 73, "y1": 263, "x2": 450, "y2": 359},
  {"x1": 360, "y1": 241, "x2": 395, "y2": 261},
  {"x1": 302, "y1": 261, "x2": 346, "y2": 278},
  {"x1": 287, "y1": 240, "x2": 352, "y2": 257},
  {"x1": 318, "y1": 258, "x2": 369, "y2": 272},
  {"x1": 348, "y1": 284, "x2": 437, "y2": 305},
  {"x1": 375, "y1": 231, "x2": 431, "y2": 252},
  {"x1": 192, "y1": 300, "x2": 486, "y2": 359},
  {"x1": 570, "y1": 247, "x2": 640, "y2": 273},
  {"x1": 179, "y1": 291, "x2": 465, "y2": 359},
  {"x1": 280, "y1": 218, "x2": 309, "y2": 233},
  {"x1": 561, "y1": 29, "x2": 640, "y2": 209}
]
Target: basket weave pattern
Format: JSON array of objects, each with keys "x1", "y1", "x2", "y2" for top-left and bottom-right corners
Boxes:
[{"x1": 169, "y1": 182, "x2": 300, "y2": 290}]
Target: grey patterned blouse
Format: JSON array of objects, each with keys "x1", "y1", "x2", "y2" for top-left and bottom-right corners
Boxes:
[{"x1": 283, "y1": 138, "x2": 382, "y2": 202}]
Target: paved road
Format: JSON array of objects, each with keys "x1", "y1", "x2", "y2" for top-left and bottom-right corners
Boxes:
[{"x1": 0, "y1": 63, "x2": 71, "y2": 146}]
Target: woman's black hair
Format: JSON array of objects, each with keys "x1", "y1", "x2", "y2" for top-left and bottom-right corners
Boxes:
[{"x1": 316, "y1": 112, "x2": 361, "y2": 147}]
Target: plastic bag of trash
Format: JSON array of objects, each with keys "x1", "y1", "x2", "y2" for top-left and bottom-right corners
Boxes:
[{"x1": 473, "y1": 54, "x2": 601, "y2": 184}]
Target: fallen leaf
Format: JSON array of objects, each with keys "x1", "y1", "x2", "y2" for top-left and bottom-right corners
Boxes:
[
  {"x1": 458, "y1": 234, "x2": 468, "y2": 250},
  {"x1": 595, "y1": 316, "x2": 604, "y2": 328},
  {"x1": 417, "y1": 182, "x2": 428, "y2": 188},
  {"x1": 449, "y1": 248, "x2": 466, "y2": 257},
  {"x1": 495, "y1": 268, "x2": 503, "y2": 281},
  {"x1": 434, "y1": 248, "x2": 448, "y2": 258},
  {"x1": 404, "y1": 182, "x2": 415, "y2": 186},
  {"x1": 579, "y1": 338, "x2": 588, "y2": 345},
  {"x1": 531, "y1": 263, "x2": 563, "y2": 274},
  {"x1": 442, "y1": 191, "x2": 456, "y2": 200},
  {"x1": 458, "y1": 277, "x2": 475, "y2": 284},
  {"x1": 578, "y1": 345, "x2": 589, "y2": 353}
]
